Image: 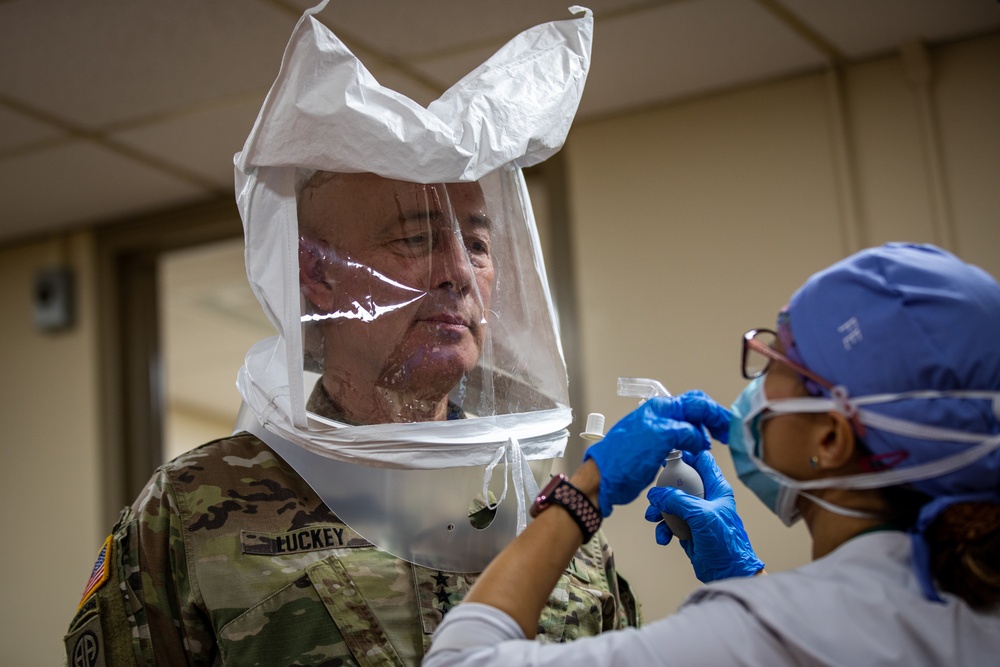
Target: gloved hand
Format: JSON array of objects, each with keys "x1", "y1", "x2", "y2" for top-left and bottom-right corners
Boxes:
[
  {"x1": 645, "y1": 450, "x2": 764, "y2": 583},
  {"x1": 583, "y1": 391, "x2": 731, "y2": 517}
]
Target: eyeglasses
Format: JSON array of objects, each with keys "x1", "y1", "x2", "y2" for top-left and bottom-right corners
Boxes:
[
  {"x1": 742, "y1": 329, "x2": 834, "y2": 392},
  {"x1": 742, "y1": 328, "x2": 868, "y2": 437}
]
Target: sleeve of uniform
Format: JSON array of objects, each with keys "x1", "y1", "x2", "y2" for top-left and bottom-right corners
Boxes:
[
  {"x1": 129, "y1": 467, "x2": 215, "y2": 664},
  {"x1": 426, "y1": 591, "x2": 795, "y2": 667},
  {"x1": 64, "y1": 510, "x2": 144, "y2": 666},
  {"x1": 65, "y1": 468, "x2": 216, "y2": 666},
  {"x1": 596, "y1": 529, "x2": 641, "y2": 629},
  {"x1": 537, "y1": 527, "x2": 640, "y2": 641}
]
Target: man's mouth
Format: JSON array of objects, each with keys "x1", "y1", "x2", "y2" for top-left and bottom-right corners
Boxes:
[{"x1": 421, "y1": 313, "x2": 470, "y2": 327}]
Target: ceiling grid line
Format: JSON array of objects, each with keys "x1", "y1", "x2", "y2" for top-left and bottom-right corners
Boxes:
[
  {"x1": 753, "y1": 0, "x2": 847, "y2": 66},
  {"x1": 0, "y1": 92, "x2": 223, "y2": 190}
]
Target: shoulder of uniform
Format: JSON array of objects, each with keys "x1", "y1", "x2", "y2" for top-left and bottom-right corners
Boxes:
[
  {"x1": 137, "y1": 431, "x2": 339, "y2": 528},
  {"x1": 162, "y1": 431, "x2": 269, "y2": 468},
  {"x1": 130, "y1": 431, "x2": 301, "y2": 517},
  {"x1": 154, "y1": 432, "x2": 294, "y2": 485},
  {"x1": 572, "y1": 527, "x2": 608, "y2": 568}
]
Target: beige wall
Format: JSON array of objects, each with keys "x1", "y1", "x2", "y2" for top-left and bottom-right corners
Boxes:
[
  {"x1": 565, "y1": 34, "x2": 1000, "y2": 620},
  {"x1": 0, "y1": 233, "x2": 102, "y2": 665},
  {"x1": 1, "y1": 33, "x2": 997, "y2": 664}
]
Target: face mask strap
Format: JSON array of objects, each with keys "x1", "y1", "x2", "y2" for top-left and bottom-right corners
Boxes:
[
  {"x1": 788, "y1": 433, "x2": 1000, "y2": 492},
  {"x1": 830, "y1": 385, "x2": 866, "y2": 436},
  {"x1": 745, "y1": 384, "x2": 1000, "y2": 494},
  {"x1": 799, "y1": 491, "x2": 888, "y2": 522},
  {"x1": 767, "y1": 389, "x2": 1000, "y2": 442},
  {"x1": 764, "y1": 388, "x2": 866, "y2": 434},
  {"x1": 763, "y1": 391, "x2": 1000, "y2": 484},
  {"x1": 861, "y1": 408, "x2": 996, "y2": 444}
]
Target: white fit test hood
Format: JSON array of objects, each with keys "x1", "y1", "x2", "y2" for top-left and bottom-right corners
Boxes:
[{"x1": 232, "y1": 2, "x2": 593, "y2": 572}]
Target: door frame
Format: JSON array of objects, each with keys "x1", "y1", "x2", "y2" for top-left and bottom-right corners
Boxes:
[{"x1": 95, "y1": 196, "x2": 241, "y2": 522}]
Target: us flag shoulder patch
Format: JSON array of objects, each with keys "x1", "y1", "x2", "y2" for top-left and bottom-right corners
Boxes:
[{"x1": 78, "y1": 535, "x2": 112, "y2": 610}]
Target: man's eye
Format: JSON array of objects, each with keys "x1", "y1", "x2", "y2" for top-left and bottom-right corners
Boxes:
[
  {"x1": 394, "y1": 234, "x2": 432, "y2": 253},
  {"x1": 466, "y1": 239, "x2": 489, "y2": 255}
]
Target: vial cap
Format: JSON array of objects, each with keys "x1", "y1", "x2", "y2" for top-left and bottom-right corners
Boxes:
[{"x1": 580, "y1": 413, "x2": 605, "y2": 441}]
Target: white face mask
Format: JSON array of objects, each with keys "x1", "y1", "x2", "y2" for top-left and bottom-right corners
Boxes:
[{"x1": 729, "y1": 376, "x2": 1000, "y2": 526}]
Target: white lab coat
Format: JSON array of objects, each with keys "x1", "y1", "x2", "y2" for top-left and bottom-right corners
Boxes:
[{"x1": 425, "y1": 531, "x2": 1000, "y2": 667}]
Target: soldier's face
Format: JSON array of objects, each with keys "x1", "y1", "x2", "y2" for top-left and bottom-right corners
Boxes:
[{"x1": 299, "y1": 172, "x2": 494, "y2": 399}]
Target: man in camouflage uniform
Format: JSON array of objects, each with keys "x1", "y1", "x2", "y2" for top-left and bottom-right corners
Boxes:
[
  {"x1": 66, "y1": 427, "x2": 636, "y2": 665},
  {"x1": 65, "y1": 174, "x2": 639, "y2": 665},
  {"x1": 66, "y1": 7, "x2": 637, "y2": 666}
]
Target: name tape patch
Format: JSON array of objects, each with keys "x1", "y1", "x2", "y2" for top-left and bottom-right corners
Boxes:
[{"x1": 241, "y1": 524, "x2": 371, "y2": 555}]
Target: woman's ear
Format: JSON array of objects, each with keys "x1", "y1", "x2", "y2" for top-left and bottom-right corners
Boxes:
[
  {"x1": 299, "y1": 236, "x2": 335, "y2": 312},
  {"x1": 815, "y1": 412, "x2": 857, "y2": 470}
]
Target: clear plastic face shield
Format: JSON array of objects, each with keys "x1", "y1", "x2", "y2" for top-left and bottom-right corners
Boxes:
[{"x1": 297, "y1": 168, "x2": 565, "y2": 426}]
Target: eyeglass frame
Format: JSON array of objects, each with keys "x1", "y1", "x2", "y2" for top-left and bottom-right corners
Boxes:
[
  {"x1": 741, "y1": 328, "x2": 868, "y2": 438},
  {"x1": 742, "y1": 328, "x2": 834, "y2": 389}
]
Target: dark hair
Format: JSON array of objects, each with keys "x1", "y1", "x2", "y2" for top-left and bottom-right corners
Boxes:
[
  {"x1": 876, "y1": 485, "x2": 1000, "y2": 610},
  {"x1": 857, "y1": 441, "x2": 1000, "y2": 610},
  {"x1": 926, "y1": 502, "x2": 1000, "y2": 611}
]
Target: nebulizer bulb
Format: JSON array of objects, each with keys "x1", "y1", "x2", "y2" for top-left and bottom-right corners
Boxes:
[
  {"x1": 616, "y1": 377, "x2": 704, "y2": 542},
  {"x1": 656, "y1": 450, "x2": 704, "y2": 540}
]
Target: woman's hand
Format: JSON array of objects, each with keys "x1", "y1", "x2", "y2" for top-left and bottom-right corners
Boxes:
[
  {"x1": 583, "y1": 391, "x2": 732, "y2": 517},
  {"x1": 645, "y1": 450, "x2": 764, "y2": 582}
]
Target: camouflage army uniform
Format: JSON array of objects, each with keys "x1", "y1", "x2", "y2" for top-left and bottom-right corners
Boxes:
[{"x1": 65, "y1": 433, "x2": 639, "y2": 666}]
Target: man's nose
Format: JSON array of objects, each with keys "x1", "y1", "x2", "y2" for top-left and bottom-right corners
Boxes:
[{"x1": 430, "y1": 228, "x2": 473, "y2": 293}]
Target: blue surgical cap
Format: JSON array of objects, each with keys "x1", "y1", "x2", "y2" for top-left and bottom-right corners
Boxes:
[{"x1": 787, "y1": 243, "x2": 1000, "y2": 498}]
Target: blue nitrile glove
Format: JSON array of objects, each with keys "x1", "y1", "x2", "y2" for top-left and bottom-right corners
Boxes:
[
  {"x1": 582, "y1": 391, "x2": 731, "y2": 517},
  {"x1": 644, "y1": 450, "x2": 764, "y2": 582}
]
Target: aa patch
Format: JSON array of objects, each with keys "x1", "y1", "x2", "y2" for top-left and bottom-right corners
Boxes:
[
  {"x1": 78, "y1": 535, "x2": 112, "y2": 610},
  {"x1": 64, "y1": 606, "x2": 105, "y2": 667}
]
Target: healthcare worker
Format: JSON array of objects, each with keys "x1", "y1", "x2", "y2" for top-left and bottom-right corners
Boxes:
[
  {"x1": 425, "y1": 243, "x2": 1000, "y2": 667},
  {"x1": 64, "y1": 4, "x2": 639, "y2": 666}
]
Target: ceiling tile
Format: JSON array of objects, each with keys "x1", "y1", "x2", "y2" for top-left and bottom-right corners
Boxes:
[
  {"x1": 578, "y1": 0, "x2": 828, "y2": 116},
  {"x1": 0, "y1": 0, "x2": 295, "y2": 128},
  {"x1": 782, "y1": 0, "x2": 1000, "y2": 60},
  {"x1": 415, "y1": 0, "x2": 829, "y2": 120},
  {"x1": 0, "y1": 105, "x2": 64, "y2": 153},
  {"x1": 112, "y1": 98, "x2": 265, "y2": 189},
  {"x1": 0, "y1": 141, "x2": 207, "y2": 242},
  {"x1": 313, "y1": 0, "x2": 652, "y2": 60}
]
